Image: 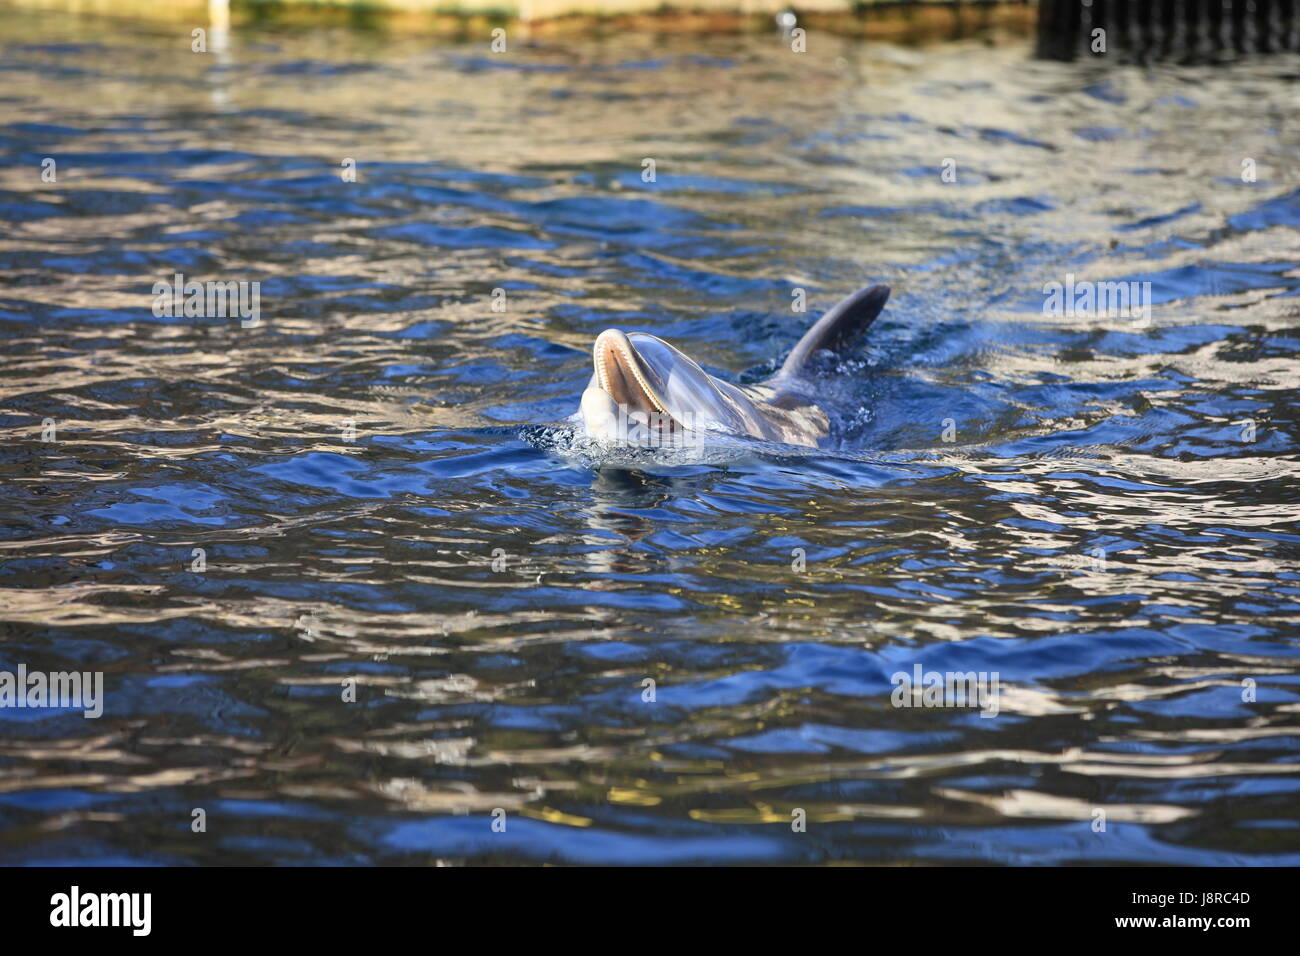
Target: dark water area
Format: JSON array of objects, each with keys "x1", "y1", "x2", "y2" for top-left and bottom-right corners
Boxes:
[{"x1": 0, "y1": 14, "x2": 1298, "y2": 865}]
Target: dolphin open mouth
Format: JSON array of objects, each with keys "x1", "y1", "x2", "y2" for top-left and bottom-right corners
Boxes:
[{"x1": 592, "y1": 328, "x2": 676, "y2": 428}]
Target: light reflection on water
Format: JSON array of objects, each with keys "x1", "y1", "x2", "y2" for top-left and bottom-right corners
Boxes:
[{"x1": 0, "y1": 13, "x2": 1298, "y2": 865}]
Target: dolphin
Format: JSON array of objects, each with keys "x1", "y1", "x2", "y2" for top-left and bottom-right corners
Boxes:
[{"x1": 577, "y1": 283, "x2": 891, "y2": 449}]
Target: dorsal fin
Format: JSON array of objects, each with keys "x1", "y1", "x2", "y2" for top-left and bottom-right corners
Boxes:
[{"x1": 778, "y1": 284, "x2": 890, "y2": 378}]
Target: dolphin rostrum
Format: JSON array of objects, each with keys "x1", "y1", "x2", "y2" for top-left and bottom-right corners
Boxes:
[{"x1": 577, "y1": 284, "x2": 891, "y2": 449}]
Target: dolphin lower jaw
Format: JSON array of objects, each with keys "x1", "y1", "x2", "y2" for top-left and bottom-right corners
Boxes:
[
  {"x1": 580, "y1": 392, "x2": 689, "y2": 447},
  {"x1": 580, "y1": 387, "x2": 622, "y2": 441}
]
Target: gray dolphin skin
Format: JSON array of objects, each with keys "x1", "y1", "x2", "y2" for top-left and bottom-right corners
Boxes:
[{"x1": 578, "y1": 283, "x2": 891, "y2": 449}]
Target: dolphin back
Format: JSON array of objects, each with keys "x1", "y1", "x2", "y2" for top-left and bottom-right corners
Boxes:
[{"x1": 778, "y1": 284, "x2": 890, "y2": 378}]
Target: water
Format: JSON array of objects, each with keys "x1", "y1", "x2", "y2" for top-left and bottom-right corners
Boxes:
[{"x1": 1, "y1": 14, "x2": 1298, "y2": 866}]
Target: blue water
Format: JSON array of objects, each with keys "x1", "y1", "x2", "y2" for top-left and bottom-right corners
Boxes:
[{"x1": 1, "y1": 16, "x2": 1298, "y2": 865}]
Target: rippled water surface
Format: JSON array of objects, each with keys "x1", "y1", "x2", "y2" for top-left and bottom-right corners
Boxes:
[{"x1": 1, "y1": 14, "x2": 1299, "y2": 865}]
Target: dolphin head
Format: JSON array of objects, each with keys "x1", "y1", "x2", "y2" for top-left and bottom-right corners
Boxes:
[
  {"x1": 572, "y1": 284, "x2": 889, "y2": 451},
  {"x1": 579, "y1": 329, "x2": 767, "y2": 446}
]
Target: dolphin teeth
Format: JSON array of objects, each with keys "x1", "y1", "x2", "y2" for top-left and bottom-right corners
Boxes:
[{"x1": 594, "y1": 331, "x2": 669, "y2": 416}]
